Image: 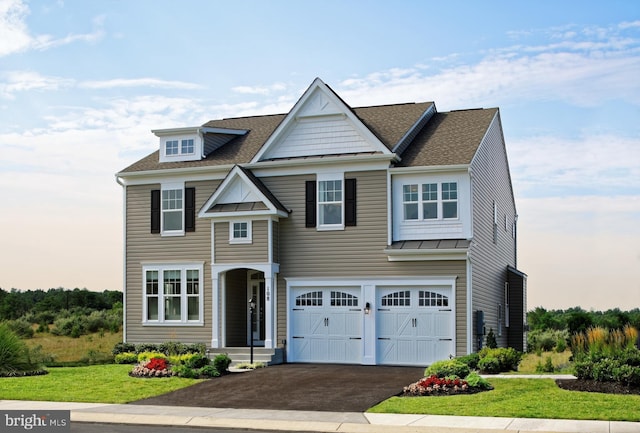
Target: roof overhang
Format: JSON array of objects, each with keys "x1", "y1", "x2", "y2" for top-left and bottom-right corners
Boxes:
[{"x1": 384, "y1": 239, "x2": 470, "y2": 262}]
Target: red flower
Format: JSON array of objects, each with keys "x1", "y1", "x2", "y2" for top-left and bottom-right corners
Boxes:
[{"x1": 146, "y1": 357, "x2": 168, "y2": 371}]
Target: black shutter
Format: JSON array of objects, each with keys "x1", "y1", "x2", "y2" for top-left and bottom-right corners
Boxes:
[
  {"x1": 305, "y1": 181, "x2": 316, "y2": 228},
  {"x1": 345, "y1": 178, "x2": 356, "y2": 226},
  {"x1": 185, "y1": 187, "x2": 196, "y2": 232},
  {"x1": 150, "y1": 190, "x2": 160, "y2": 234}
]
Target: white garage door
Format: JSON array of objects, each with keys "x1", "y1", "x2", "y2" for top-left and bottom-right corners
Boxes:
[
  {"x1": 377, "y1": 287, "x2": 454, "y2": 366},
  {"x1": 290, "y1": 288, "x2": 362, "y2": 363}
]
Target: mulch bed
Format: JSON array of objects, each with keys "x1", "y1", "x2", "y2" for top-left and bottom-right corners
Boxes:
[
  {"x1": 556, "y1": 379, "x2": 640, "y2": 395},
  {"x1": 132, "y1": 363, "x2": 424, "y2": 412}
]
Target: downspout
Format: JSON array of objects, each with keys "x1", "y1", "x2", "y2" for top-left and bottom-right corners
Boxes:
[{"x1": 115, "y1": 175, "x2": 127, "y2": 343}]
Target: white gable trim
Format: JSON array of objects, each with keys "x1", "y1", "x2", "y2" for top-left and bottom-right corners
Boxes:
[
  {"x1": 198, "y1": 166, "x2": 288, "y2": 219},
  {"x1": 251, "y1": 78, "x2": 391, "y2": 163}
]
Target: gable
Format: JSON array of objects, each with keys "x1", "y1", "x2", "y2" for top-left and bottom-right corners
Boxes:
[
  {"x1": 198, "y1": 165, "x2": 289, "y2": 218},
  {"x1": 252, "y1": 78, "x2": 391, "y2": 162}
]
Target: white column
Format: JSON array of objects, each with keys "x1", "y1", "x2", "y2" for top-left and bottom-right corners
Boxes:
[
  {"x1": 362, "y1": 283, "x2": 376, "y2": 365},
  {"x1": 211, "y1": 270, "x2": 220, "y2": 348},
  {"x1": 264, "y1": 272, "x2": 274, "y2": 349}
]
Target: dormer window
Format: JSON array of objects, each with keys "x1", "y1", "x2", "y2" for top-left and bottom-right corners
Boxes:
[
  {"x1": 181, "y1": 139, "x2": 194, "y2": 154},
  {"x1": 165, "y1": 140, "x2": 179, "y2": 156},
  {"x1": 153, "y1": 126, "x2": 249, "y2": 163}
]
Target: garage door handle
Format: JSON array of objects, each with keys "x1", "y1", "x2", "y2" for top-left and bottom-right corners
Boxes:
[
  {"x1": 292, "y1": 308, "x2": 304, "y2": 311},
  {"x1": 439, "y1": 309, "x2": 452, "y2": 312},
  {"x1": 349, "y1": 308, "x2": 360, "y2": 311},
  {"x1": 378, "y1": 308, "x2": 390, "y2": 312},
  {"x1": 378, "y1": 337, "x2": 391, "y2": 340},
  {"x1": 293, "y1": 336, "x2": 304, "y2": 339},
  {"x1": 349, "y1": 337, "x2": 361, "y2": 340},
  {"x1": 439, "y1": 338, "x2": 453, "y2": 341}
]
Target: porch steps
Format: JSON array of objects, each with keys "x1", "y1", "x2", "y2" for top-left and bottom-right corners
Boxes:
[{"x1": 207, "y1": 347, "x2": 284, "y2": 367}]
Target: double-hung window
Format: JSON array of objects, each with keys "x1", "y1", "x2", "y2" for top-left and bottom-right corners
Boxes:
[
  {"x1": 162, "y1": 187, "x2": 184, "y2": 233},
  {"x1": 181, "y1": 139, "x2": 194, "y2": 154},
  {"x1": 143, "y1": 263, "x2": 203, "y2": 324},
  {"x1": 318, "y1": 178, "x2": 343, "y2": 227},
  {"x1": 165, "y1": 140, "x2": 179, "y2": 156},
  {"x1": 402, "y1": 182, "x2": 458, "y2": 221}
]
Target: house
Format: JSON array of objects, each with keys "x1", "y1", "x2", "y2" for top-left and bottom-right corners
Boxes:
[{"x1": 115, "y1": 78, "x2": 527, "y2": 366}]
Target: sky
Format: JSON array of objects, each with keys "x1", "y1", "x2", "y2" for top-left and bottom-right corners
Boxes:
[{"x1": 0, "y1": 0, "x2": 638, "y2": 311}]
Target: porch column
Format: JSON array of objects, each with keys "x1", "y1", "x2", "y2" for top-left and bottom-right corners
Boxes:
[
  {"x1": 211, "y1": 270, "x2": 220, "y2": 348},
  {"x1": 264, "y1": 273, "x2": 274, "y2": 349}
]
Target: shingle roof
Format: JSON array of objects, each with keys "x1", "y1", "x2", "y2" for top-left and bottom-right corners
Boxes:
[
  {"x1": 118, "y1": 103, "x2": 497, "y2": 174},
  {"x1": 397, "y1": 108, "x2": 498, "y2": 167}
]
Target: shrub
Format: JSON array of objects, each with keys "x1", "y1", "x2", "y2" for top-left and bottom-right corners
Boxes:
[
  {"x1": 112, "y1": 342, "x2": 136, "y2": 355},
  {"x1": 535, "y1": 356, "x2": 555, "y2": 373},
  {"x1": 479, "y1": 347, "x2": 522, "y2": 372},
  {"x1": 114, "y1": 352, "x2": 138, "y2": 364},
  {"x1": 135, "y1": 343, "x2": 160, "y2": 354},
  {"x1": 171, "y1": 365, "x2": 197, "y2": 378},
  {"x1": 137, "y1": 351, "x2": 167, "y2": 363},
  {"x1": 478, "y1": 356, "x2": 500, "y2": 374},
  {"x1": 485, "y1": 328, "x2": 497, "y2": 349},
  {"x1": 200, "y1": 365, "x2": 221, "y2": 377},
  {"x1": 464, "y1": 371, "x2": 492, "y2": 389},
  {"x1": 455, "y1": 353, "x2": 480, "y2": 370},
  {"x1": 424, "y1": 360, "x2": 470, "y2": 379},
  {"x1": 213, "y1": 353, "x2": 232, "y2": 373},
  {"x1": 184, "y1": 353, "x2": 210, "y2": 369},
  {"x1": 5, "y1": 319, "x2": 34, "y2": 338},
  {"x1": 0, "y1": 323, "x2": 29, "y2": 374}
]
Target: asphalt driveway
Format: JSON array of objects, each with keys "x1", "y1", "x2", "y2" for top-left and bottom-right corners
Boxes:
[{"x1": 132, "y1": 363, "x2": 424, "y2": 412}]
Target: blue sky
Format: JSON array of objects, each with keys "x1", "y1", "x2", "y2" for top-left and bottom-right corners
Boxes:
[{"x1": 1, "y1": 0, "x2": 638, "y2": 310}]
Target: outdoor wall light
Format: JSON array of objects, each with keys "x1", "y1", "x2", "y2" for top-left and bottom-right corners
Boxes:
[{"x1": 364, "y1": 302, "x2": 371, "y2": 315}]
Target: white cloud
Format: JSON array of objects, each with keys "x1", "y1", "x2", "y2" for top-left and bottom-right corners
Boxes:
[
  {"x1": 509, "y1": 134, "x2": 640, "y2": 197},
  {"x1": 232, "y1": 82, "x2": 288, "y2": 95},
  {"x1": 0, "y1": 70, "x2": 74, "y2": 98},
  {"x1": 80, "y1": 78, "x2": 203, "y2": 90},
  {"x1": 0, "y1": 0, "x2": 104, "y2": 57}
]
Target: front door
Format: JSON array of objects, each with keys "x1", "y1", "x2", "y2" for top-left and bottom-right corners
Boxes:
[{"x1": 247, "y1": 271, "x2": 265, "y2": 346}]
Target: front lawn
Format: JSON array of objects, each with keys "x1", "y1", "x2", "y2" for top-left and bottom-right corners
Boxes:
[
  {"x1": 369, "y1": 378, "x2": 640, "y2": 422},
  {"x1": 0, "y1": 364, "x2": 203, "y2": 403}
]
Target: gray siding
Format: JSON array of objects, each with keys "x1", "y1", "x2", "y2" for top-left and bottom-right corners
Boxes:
[
  {"x1": 124, "y1": 179, "x2": 219, "y2": 344},
  {"x1": 468, "y1": 112, "x2": 518, "y2": 350},
  {"x1": 214, "y1": 220, "x2": 269, "y2": 263}
]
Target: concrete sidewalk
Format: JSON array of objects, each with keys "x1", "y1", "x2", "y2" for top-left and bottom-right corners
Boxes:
[{"x1": 1, "y1": 400, "x2": 639, "y2": 433}]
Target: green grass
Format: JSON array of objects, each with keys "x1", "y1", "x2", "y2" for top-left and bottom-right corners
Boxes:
[
  {"x1": 369, "y1": 378, "x2": 640, "y2": 422},
  {"x1": 0, "y1": 364, "x2": 203, "y2": 404}
]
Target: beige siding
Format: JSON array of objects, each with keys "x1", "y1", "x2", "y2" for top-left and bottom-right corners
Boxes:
[
  {"x1": 214, "y1": 220, "x2": 269, "y2": 263},
  {"x1": 263, "y1": 170, "x2": 468, "y2": 356},
  {"x1": 469, "y1": 112, "x2": 518, "y2": 350},
  {"x1": 124, "y1": 180, "x2": 219, "y2": 344}
]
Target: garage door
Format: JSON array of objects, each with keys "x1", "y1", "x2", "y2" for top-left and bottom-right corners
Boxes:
[
  {"x1": 377, "y1": 287, "x2": 454, "y2": 366},
  {"x1": 290, "y1": 288, "x2": 362, "y2": 363}
]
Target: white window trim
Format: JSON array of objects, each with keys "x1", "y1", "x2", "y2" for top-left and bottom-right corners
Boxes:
[
  {"x1": 180, "y1": 138, "x2": 195, "y2": 155},
  {"x1": 401, "y1": 181, "x2": 459, "y2": 222},
  {"x1": 161, "y1": 181, "x2": 185, "y2": 237},
  {"x1": 158, "y1": 134, "x2": 202, "y2": 163},
  {"x1": 229, "y1": 220, "x2": 252, "y2": 244},
  {"x1": 317, "y1": 172, "x2": 344, "y2": 231},
  {"x1": 142, "y1": 262, "x2": 204, "y2": 326}
]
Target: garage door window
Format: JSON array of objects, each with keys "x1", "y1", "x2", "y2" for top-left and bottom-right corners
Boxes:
[
  {"x1": 419, "y1": 290, "x2": 449, "y2": 307},
  {"x1": 330, "y1": 291, "x2": 358, "y2": 306},
  {"x1": 295, "y1": 291, "x2": 323, "y2": 306},
  {"x1": 381, "y1": 290, "x2": 411, "y2": 306}
]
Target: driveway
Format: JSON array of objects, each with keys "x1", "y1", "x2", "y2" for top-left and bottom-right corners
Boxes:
[{"x1": 132, "y1": 364, "x2": 424, "y2": 412}]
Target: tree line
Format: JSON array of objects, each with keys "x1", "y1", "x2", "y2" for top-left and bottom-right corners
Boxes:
[
  {"x1": 0, "y1": 287, "x2": 122, "y2": 321},
  {"x1": 527, "y1": 306, "x2": 640, "y2": 334}
]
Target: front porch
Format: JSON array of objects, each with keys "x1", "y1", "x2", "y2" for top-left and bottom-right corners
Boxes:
[{"x1": 207, "y1": 347, "x2": 285, "y2": 366}]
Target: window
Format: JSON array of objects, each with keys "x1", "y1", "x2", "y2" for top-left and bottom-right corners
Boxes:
[
  {"x1": 162, "y1": 188, "x2": 183, "y2": 232},
  {"x1": 181, "y1": 139, "x2": 194, "y2": 154},
  {"x1": 442, "y1": 182, "x2": 458, "y2": 218},
  {"x1": 165, "y1": 140, "x2": 179, "y2": 156},
  {"x1": 381, "y1": 290, "x2": 411, "y2": 307},
  {"x1": 151, "y1": 187, "x2": 195, "y2": 235},
  {"x1": 419, "y1": 290, "x2": 449, "y2": 307},
  {"x1": 318, "y1": 179, "x2": 342, "y2": 226},
  {"x1": 403, "y1": 184, "x2": 419, "y2": 220},
  {"x1": 306, "y1": 178, "x2": 356, "y2": 229},
  {"x1": 402, "y1": 182, "x2": 458, "y2": 221},
  {"x1": 143, "y1": 264, "x2": 203, "y2": 324},
  {"x1": 330, "y1": 291, "x2": 358, "y2": 307},
  {"x1": 295, "y1": 291, "x2": 323, "y2": 307},
  {"x1": 230, "y1": 221, "x2": 252, "y2": 244}
]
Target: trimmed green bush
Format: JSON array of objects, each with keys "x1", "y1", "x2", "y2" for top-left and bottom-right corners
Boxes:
[
  {"x1": 200, "y1": 365, "x2": 221, "y2": 377},
  {"x1": 478, "y1": 356, "x2": 500, "y2": 373},
  {"x1": 213, "y1": 353, "x2": 232, "y2": 373},
  {"x1": 455, "y1": 353, "x2": 480, "y2": 370},
  {"x1": 464, "y1": 371, "x2": 492, "y2": 389},
  {"x1": 112, "y1": 342, "x2": 136, "y2": 355},
  {"x1": 425, "y1": 360, "x2": 470, "y2": 379},
  {"x1": 478, "y1": 347, "x2": 522, "y2": 372},
  {"x1": 137, "y1": 351, "x2": 167, "y2": 363},
  {"x1": 114, "y1": 352, "x2": 138, "y2": 364}
]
